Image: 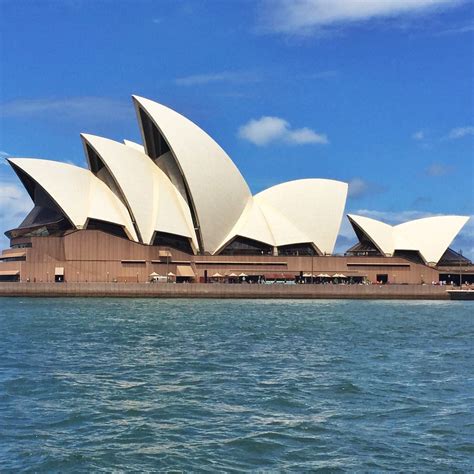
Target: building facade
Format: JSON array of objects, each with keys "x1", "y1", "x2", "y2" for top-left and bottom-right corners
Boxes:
[{"x1": 1, "y1": 96, "x2": 471, "y2": 284}]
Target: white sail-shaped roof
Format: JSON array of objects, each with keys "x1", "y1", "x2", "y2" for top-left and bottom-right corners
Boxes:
[
  {"x1": 216, "y1": 179, "x2": 348, "y2": 255},
  {"x1": 347, "y1": 214, "x2": 394, "y2": 255},
  {"x1": 255, "y1": 179, "x2": 348, "y2": 254},
  {"x1": 8, "y1": 158, "x2": 138, "y2": 240},
  {"x1": 395, "y1": 216, "x2": 469, "y2": 264},
  {"x1": 123, "y1": 139, "x2": 145, "y2": 153},
  {"x1": 348, "y1": 214, "x2": 470, "y2": 264},
  {"x1": 133, "y1": 95, "x2": 252, "y2": 254},
  {"x1": 82, "y1": 134, "x2": 198, "y2": 249},
  {"x1": 215, "y1": 199, "x2": 276, "y2": 251}
]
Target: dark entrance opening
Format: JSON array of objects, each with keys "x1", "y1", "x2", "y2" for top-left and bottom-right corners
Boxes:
[
  {"x1": 278, "y1": 243, "x2": 317, "y2": 256},
  {"x1": 0, "y1": 274, "x2": 19, "y2": 282},
  {"x1": 376, "y1": 274, "x2": 388, "y2": 284},
  {"x1": 220, "y1": 236, "x2": 273, "y2": 256},
  {"x1": 152, "y1": 231, "x2": 193, "y2": 254},
  {"x1": 86, "y1": 219, "x2": 129, "y2": 239},
  {"x1": 439, "y1": 273, "x2": 474, "y2": 285}
]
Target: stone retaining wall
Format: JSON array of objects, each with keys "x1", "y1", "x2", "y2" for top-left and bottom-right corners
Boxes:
[{"x1": 0, "y1": 282, "x2": 451, "y2": 300}]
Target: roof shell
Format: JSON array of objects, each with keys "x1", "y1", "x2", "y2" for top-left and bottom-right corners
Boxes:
[
  {"x1": 348, "y1": 213, "x2": 470, "y2": 264},
  {"x1": 216, "y1": 178, "x2": 348, "y2": 254},
  {"x1": 395, "y1": 216, "x2": 469, "y2": 264},
  {"x1": 82, "y1": 134, "x2": 198, "y2": 248},
  {"x1": 255, "y1": 179, "x2": 348, "y2": 254},
  {"x1": 123, "y1": 139, "x2": 145, "y2": 153},
  {"x1": 133, "y1": 95, "x2": 252, "y2": 254},
  {"x1": 347, "y1": 214, "x2": 394, "y2": 255},
  {"x1": 8, "y1": 158, "x2": 138, "y2": 240}
]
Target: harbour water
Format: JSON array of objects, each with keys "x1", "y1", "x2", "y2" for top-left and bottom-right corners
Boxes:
[{"x1": 0, "y1": 298, "x2": 473, "y2": 471}]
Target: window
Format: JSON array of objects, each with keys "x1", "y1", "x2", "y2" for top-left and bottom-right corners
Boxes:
[
  {"x1": 152, "y1": 231, "x2": 194, "y2": 254},
  {"x1": 220, "y1": 236, "x2": 273, "y2": 256}
]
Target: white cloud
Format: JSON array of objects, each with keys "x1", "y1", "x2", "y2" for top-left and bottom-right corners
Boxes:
[
  {"x1": 0, "y1": 97, "x2": 131, "y2": 121},
  {"x1": 447, "y1": 126, "x2": 474, "y2": 139},
  {"x1": 238, "y1": 116, "x2": 328, "y2": 146},
  {"x1": 437, "y1": 21, "x2": 474, "y2": 35},
  {"x1": 412, "y1": 130, "x2": 425, "y2": 140},
  {"x1": 426, "y1": 162, "x2": 451, "y2": 176},
  {"x1": 348, "y1": 178, "x2": 386, "y2": 199},
  {"x1": 348, "y1": 178, "x2": 370, "y2": 198},
  {"x1": 0, "y1": 182, "x2": 32, "y2": 249},
  {"x1": 261, "y1": 0, "x2": 464, "y2": 34},
  {"x1": 175, "y1": 71, "x2": 260, "y2": 86}
]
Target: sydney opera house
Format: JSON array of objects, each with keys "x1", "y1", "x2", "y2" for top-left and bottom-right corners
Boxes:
[{"x1": 0, "y1": 96, "x2": 472, "y2": 284}]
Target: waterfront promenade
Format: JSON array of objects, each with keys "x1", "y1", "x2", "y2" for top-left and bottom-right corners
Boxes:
[{"x1": 0, "y1": 282, "x2": 454, "y2": 299}]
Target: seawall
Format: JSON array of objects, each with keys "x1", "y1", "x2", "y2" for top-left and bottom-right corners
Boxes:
[{"x1": 0, "y1": 283, "x2": 453, "y2": 300}]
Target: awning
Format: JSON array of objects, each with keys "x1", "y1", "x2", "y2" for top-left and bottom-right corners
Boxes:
[
  {"x1": 1, "y1": 251, "x2": 26, "y2": 259},
  {"x1": 0, "y1": 270, "x2": 20, "y2": 276},
  {"x1": 176, "y1": 265, "x2": 195, "y2": 277},
  {"x1": 55, "y1": 267, "x2": 64, "y2": 276},
  {"x1": 158, "y1": 250, "x2": 172, "y2": 258}
]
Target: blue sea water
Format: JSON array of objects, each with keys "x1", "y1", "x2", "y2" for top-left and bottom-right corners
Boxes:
[{"x1": 0, "y1": 298, "x2": 473, "y2": 472}]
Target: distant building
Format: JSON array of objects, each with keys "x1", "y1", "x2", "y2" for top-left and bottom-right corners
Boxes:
[{"x1": 0, "y1": 96, "x2": 471, "y2": 285}]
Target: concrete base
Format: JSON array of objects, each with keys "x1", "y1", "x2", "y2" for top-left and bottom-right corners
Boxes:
[{"x1": 0, "y1": 282, "x2": 453, "y2": 300}]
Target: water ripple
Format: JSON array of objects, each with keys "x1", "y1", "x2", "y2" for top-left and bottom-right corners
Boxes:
[{"x1": 0, "y1": 298, "x2": 473, "y2": 471}]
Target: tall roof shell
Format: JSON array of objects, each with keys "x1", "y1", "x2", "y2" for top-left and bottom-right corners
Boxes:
[
  {"x1": 82, "y1": 134, "x2": 198, "y2": 248},
  {"x1": 123, "y1": 139, "x2": 145, "y2": 153},
  {"x1": 8, "y1": 158, "x2": 138, "y2": 240},
  {"x1": 133, "y1": 95, "x2": 252, "y2": 254},
  {"x1": 255, "y1": 179, "x2": 348, "y2": 254}
]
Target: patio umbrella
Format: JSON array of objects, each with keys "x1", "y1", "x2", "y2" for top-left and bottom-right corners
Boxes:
[
  {"x1": 303, "y1": 272, "x2": 312, "y2": 277},
  {"x1": 321, "y1": 273, "x2": 331, "y2": 278},
  {"x1": 167, "y1": 272, "x2": 175, "y2": 277},
  {"x1": 239, "y1": 273, "x2": 248, "y2": 277},
  {"x1": 228, "y1": 273, "x2": 238, "y2": 277},
  {"x1": 149, "y1": 272, "x2": 160, "y2": 277},
  {"x1": 212, "y1": 272, "x2": 223, "y2": 278}
]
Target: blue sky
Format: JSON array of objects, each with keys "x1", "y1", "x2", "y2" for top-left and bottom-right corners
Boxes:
[{"x1": 0, "y1": 0, "x2": 473, "y2": 255}]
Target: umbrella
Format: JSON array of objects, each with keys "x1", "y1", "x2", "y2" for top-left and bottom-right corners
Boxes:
[
  {"x1": 228, "y1": 273, "x2": 238, "y2": 277},
  {"x1": 303, "y1": 272, "x2": 312, "y2": 277},
  {"x1": 167, "y1": 272, "x2": 175, "y2": 276},
  {"x1": 149, "y1": 272, "x2": 160, "y2": 277},
  {"x1": 336, "y1": 273, "x2": 347, "y2": 278},
  {"x1": 317, "y1": 273, "x2": 330, "y2": 278},
  {"x1": 212, "y1": 272, "x2": 223, "y2": 278},
  {"x1": 239, "y1": 273, "x2": 248, "y2": 277}
]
